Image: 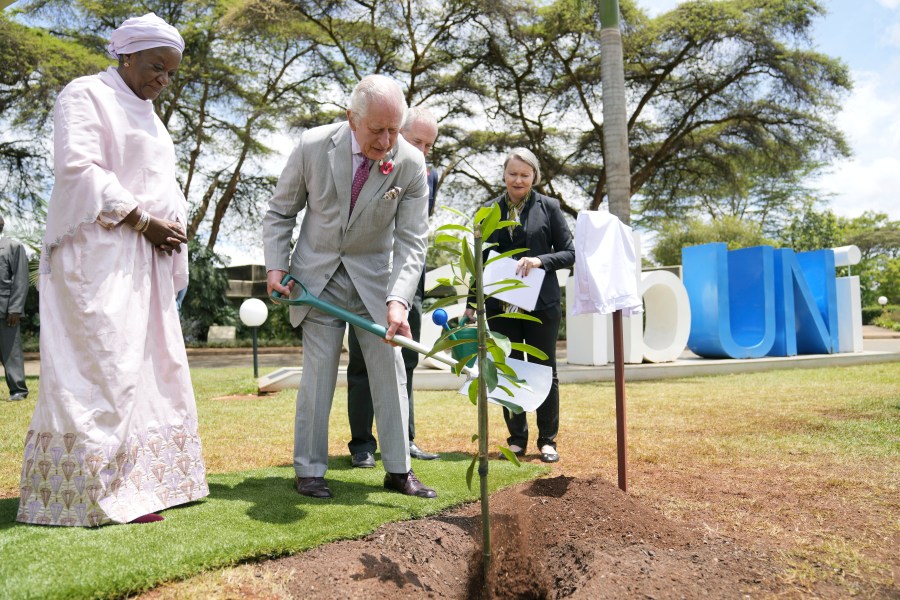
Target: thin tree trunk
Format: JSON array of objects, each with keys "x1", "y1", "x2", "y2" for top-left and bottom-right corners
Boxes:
[{"x1": 473, "y1": 224, "x2": 491, "y2": 581}]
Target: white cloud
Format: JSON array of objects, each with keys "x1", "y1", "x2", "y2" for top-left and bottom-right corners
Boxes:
[
  {"x1": 877, "y1": 0, "x2": 900, "y2": 9},
  {"x1": 884, "y1": 21, "x2": 900, "y2": 46},
  {"x1": 637, "y1": 0, "x2": 682, "y2": 16},
  {"x1": 813, "y1": 69, "x2": 900, "y2": 219}
]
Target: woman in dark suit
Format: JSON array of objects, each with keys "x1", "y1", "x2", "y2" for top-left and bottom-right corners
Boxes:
[{"x1": 464, "y1": 148, "x2": 574, "y2": 463}]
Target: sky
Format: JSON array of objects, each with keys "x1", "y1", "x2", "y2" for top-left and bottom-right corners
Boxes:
[
  {"x1": 217, "y1": 0, "x2": 900, "y2": 265},
  {"x1": 642, "y1": 0, "x2": 900, "y2": 222}
]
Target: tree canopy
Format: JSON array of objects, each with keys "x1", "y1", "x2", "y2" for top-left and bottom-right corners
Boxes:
[{"x1": 1, "y1": 0, "x2": 852, "y2": 254}]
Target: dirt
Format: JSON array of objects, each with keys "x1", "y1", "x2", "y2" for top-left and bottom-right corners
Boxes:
[{"x1": 229, "y1": 476, "x2": 780, "y2": 599}]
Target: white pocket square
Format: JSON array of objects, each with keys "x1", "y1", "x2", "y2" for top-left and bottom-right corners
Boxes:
[{"x1": 382, "y1": 187, "x2": 402, "y2": 201}]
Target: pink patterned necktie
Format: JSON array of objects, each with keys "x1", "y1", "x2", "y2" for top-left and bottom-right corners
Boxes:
[{"x1": 349, "y1": 157, "x2": 369, "y2": 216}]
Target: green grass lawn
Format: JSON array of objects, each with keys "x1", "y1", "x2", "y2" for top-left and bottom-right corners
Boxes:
[
  {"x1": 0, "y1": 460, "x2": 543, "y2": 600},
  {"x1": 0, "y1": 368, "x2": 546, "y2": 600},
  {"x1": 1, "y1": 362, "x2": 898, "y2": 599}
]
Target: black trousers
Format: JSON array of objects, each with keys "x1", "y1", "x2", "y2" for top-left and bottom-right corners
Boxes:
[
  {"x1": 488, "y1": 303, "x2": 561, "y2": 451},
  {"x1": 347, "y1": 272, "x2": 423, "y2": 454}
]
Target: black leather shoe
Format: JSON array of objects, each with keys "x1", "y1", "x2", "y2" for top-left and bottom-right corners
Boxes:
[
  {"x1": 409, "y1": 441, "x2": 439, "y2": 461},
  {"x1": 384, "y1": 470, "x2": 437, "y2": 498},
  {"x1": 351, "y1": 452, "x2": 376, "y2": 468},
  {"x1": 295, "y1": 476, "x2": 332, "y2": 498}
]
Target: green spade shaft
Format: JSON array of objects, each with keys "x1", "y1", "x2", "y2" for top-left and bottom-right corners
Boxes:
[{"x1": 271, "y1": 273, "x2": 469, "y2": 373}]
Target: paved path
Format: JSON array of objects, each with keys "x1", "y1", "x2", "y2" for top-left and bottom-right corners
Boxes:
[{"x1": 19, "y1": 326, "x2": 900, "y2": 388}]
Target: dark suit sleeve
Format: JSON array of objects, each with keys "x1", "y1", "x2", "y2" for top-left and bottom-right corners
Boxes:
[
  {"x1": 9, "y1": 242, "x2": 29, "y2": 314},
  {"x1": 535, "y1": 198, "x2": 574, "y2": 273}
]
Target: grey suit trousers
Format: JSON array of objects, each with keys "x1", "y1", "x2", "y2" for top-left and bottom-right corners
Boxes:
[
  {"x1": 0, "y1": 318, "x2": 27, "y2": 397},
  {"x1": 294, "y1": 265, "x2": 411, "y2": 478}
]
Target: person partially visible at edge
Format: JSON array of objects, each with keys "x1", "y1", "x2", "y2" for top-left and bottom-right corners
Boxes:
[
  {"x1": 0, "y1": 215, "x2": 29, "y2": 403},
  {"x1": 464, "y1": 148, "x2": 575, "y2": 464},
  {"x1": 264, "y1": 75, "x2": 437, "y2": 500},
  {"x1": 16, "y1": 13, "x2": 209, "y2": 527},
  {"x1": 346, "y1": 106, "x2": 441, "y2": 468}
]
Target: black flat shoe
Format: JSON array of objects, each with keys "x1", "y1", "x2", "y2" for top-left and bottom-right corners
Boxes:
[
  {"x1": 409, "y1": 441, "x2": 439, "y2": 460},
  {"x1": 539, "y1": 445, "x2": 559, "y2": 463},
  {"x1": 351, "y1": 451, "x2": 376, "y2": 468}
]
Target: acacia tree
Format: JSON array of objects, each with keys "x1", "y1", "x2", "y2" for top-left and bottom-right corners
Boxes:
[
  {"x1": 4, "y1": 0, "x2": 853, "y2": 252},
  {"x1": 280, "y1": 0, "x2": 490, "y2": 216},
  {"x1": 0, "y1": 12, "x2": 107, "y2": 215},
  {"x1": 9, "y1": 0, "x2": 330, "y2": 250},
  {"x1": 459, "y1": 0, "x2": 849, "y2": 228}
]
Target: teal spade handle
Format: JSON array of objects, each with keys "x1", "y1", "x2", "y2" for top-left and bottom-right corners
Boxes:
[
  {"x1": 271, "y1": 273, "x2": 389, "y2": 340},
  {"x1": 271, "y1": 273, "x2": 468, "y2": 373}
]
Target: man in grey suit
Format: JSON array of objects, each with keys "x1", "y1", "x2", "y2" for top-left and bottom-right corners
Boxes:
[
  {"x1": 0, "y1": 215, "x2": 29, "y2": 402},
  {"x1": 264, "y1": 75, "x2": 437, "y2": 500},
  {"x1": 346, "y1": 107, "x2": 441, "y2": 468}
]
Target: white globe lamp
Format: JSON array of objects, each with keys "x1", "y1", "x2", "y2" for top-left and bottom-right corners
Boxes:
[{"x1": 239, "y1": 298, "x2": 268, "y2": 377}]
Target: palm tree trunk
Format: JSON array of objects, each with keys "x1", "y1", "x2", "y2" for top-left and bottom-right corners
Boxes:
[{"x1": 600, "y1": 0, "x2": 632, "y2": 224}]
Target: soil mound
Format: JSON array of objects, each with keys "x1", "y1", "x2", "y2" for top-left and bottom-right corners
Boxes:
[{"x1": 259, "y1": 476, "x2": 778, "y2": 599}]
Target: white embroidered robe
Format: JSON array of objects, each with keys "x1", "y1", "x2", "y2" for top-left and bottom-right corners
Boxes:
[{"x1": 17, "y1": 67, "x2": 208, "y2": 527}]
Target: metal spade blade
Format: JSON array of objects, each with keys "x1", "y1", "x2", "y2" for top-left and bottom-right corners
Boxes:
[{"x1": 272, "y1": 274, "x2": 552, "y2": 412}]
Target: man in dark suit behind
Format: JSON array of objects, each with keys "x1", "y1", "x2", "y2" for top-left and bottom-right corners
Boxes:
[{"x1": 0, "y1": 215, "x2": 29, "y2": 402}]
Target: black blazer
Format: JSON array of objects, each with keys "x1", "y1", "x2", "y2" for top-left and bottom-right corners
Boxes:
[{"x1": 479, "y1": 191, "x2": 575, "y2": 312}]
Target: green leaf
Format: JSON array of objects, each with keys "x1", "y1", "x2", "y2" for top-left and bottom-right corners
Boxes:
[
  {"x1": 492, "y1": 398, "x2": 525, "y2": 415},
  {"x1": 484, "y1": 281, "x2": 529, "y2": 296},
  {"x1": 496, "y1": 364, "x2": 524, "y2": 382},
  {"x1": 495, "y1": 384, "x2": 514, "y2": 396},
  {"x1": 427, "y1": 335, "x2": 479, "y2": 357},
  {"x1": 467, "y1": 378, "x2": 478, "y2": 405},
  {"x1": 489, "y1": 312, "x2": 543, "y2": 323},
  {"x1": 491, "y1": 332, "x2": 512, "y2": 356},
  {"x1": 471, "y1": 433, "x2": 479, "y2": 442},
  {"x1": 461, "y1": 240, "x2": 475, "y2": 278},
  {"x1": 496, "y1": 219, "x2": 519, "y2": 230},
  {"x1": 484, "y1": 248, "x2": 527, "y2": 265},
  {"x1": 441, "y1": 206, "x2": 471, "y2": 221},
  {"x1": 498, "y1": 446, "x2": 521, "y2": 467},
  {"x1": 480, "y1": 203, "x2": 502, "y2": 239},
  {"x1": 483, "y1": 356, "x2": 498, "y2": 391},
  {"x1": 510, "y1": 342, "x2": 549, "y2": 360},
  {"x1": 474, "y1": 205, "x2": 493, "y2": 224},
  {"x1": 466, "y1": 455, "x2": 477, "y2": 490},
  {"x1": 434, "y1": 233, "x2": 463, "y2": 246},
  {"x1": 436, "y1": 223, "x2": 472, "y2": 234},
  {"x1": 487, "y1": 344, "x2": 506, "y2": 362}
]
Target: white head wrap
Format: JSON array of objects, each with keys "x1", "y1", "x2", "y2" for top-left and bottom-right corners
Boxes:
[{"x1": 106, "y1": 13, "x2": 184, "y2": 59}]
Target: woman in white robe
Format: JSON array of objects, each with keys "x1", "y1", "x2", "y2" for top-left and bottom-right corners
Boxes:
[{"x1": 16, "y1": 14, "x2": 209, "y2": 527}]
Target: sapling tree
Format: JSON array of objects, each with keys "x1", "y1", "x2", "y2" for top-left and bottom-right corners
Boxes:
[{"x1": 426, "y1": 202, "x2": 547, "y2": 577}]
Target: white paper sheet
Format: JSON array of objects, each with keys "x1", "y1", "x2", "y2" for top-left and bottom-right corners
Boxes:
[{"x1": 482, "y1": 252, "x2": 545, "y2": 312}]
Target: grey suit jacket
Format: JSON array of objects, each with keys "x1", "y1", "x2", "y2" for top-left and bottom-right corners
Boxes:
[
  {"x1": 263, "y1": 121, "x2": 429, "y2": 327},
  {"x1": 0, "y1": 236, "x2": 28, "y2": 318}
]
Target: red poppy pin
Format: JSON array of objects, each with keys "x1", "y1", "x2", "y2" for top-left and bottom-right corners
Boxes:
[{"x1": 379, "y1": 159, "x2": 394, "y2": 175}]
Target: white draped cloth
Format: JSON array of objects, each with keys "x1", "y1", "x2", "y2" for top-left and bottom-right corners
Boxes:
[
  {"x1": 571, "y1": 211, "x2": 644, "y2": 317},
  {"x1": 18, "y1": 67, "x2": 208, "y2": 527}
]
